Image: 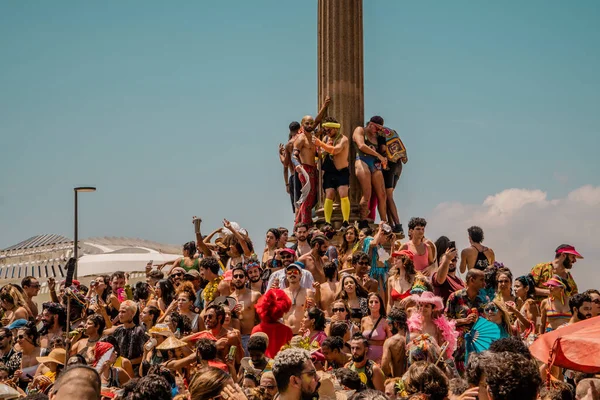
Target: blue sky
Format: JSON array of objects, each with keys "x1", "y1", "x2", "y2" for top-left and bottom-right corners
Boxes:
[{"x1": 1, "y1": 1, "x2": 599, "y2": 268}]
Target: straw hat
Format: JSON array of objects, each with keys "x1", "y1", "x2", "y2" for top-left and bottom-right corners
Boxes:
[
  {"x1": 148, "y1": 324, "x2": 174, "y2": 337},
  {"x1": 156, "y1": 336, "x2": 188, "y2": 350},
  {"x1": 208, "y1": 296, "x2": 237, "y2": 310},
  {"x1": 36, "y1": 348, "x2": 66, "y2": 366}
]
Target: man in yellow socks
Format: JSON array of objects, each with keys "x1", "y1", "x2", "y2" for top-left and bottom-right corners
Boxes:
[{"x1": 314, "y1": 116, "x2": 351, "y2": 229}]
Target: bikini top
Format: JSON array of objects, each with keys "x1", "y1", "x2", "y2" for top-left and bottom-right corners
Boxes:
[
  {"x1": 546, "y1": 298, "x2": 571, "y2": 319},
  {"x1": 390, "y1": 286, "x2": 412, "y2": 302}
]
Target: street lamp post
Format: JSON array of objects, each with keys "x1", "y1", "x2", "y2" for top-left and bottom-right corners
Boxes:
[{"x1": 74, "y1": 186, "x2": 96, "y2": 279}]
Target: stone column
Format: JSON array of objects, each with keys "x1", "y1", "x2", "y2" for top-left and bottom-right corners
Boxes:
[{"x1": 316, "y1": 0, "x2": 364, "y2": 227}]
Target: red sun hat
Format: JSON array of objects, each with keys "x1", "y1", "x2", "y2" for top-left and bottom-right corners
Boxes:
[
  {"x1": 392, "y1": 249, "x2": 415, "y2": 260},
  {"x1": 556, "y1": 245, "x2": 583, "y2": 259}
]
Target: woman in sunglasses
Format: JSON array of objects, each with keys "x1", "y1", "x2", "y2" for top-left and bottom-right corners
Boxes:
[
  {"x1": 483, "y1": 300, "x2": 516, "y2": 338},
  {"x1": 8, "y1": 321, "x2": 43, "y2": 389}
]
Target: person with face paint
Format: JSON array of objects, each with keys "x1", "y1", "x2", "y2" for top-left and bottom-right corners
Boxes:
[
  {"x1": 345, "y1": 333, "x2": 385, "y2": 392},
  {"x1": 272, "y1": 348, "x2": 321, "y2": 400},
  {"x1": 292, "y1": 97, "x2": 331, "y2": 227},
  {"x1": 530, "y1": 244, "x2": 583, "y2": 300},
  {"x1": 230, "y1": 265, "x2": 262, "y2": 355}
]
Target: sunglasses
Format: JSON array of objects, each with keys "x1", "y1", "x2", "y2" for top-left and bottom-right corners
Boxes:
[
  {"x1": 287, "y1": 270, "x2": 300, "y2": 276},
  {"x1": 484, "y1": 306, "x2": 499, "y2": 314},
  {"x1": 233, "y1": 274, "x2": 245, "y2": 279},
  {"x1": 27, "y1": 284, "x2": 41, "y2": 289},
  {"x1": 332, "y1": 308, "x2": 346, "y2": 313},
  {"x1": 281, "y1": 254, "x2": 294, "y2": 259},
  {"x1": 17, "y1": 334, "x2": 28, "y2": 341}
]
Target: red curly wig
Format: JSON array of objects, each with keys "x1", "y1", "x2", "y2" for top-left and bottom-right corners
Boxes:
[{"x1": 255, "y1": 289, "x2": 292, "y2": 323}]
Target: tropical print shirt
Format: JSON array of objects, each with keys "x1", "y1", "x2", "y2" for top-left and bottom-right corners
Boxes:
[{"x1": 530, "y1": 262, "x2": 578, "y2": 300}]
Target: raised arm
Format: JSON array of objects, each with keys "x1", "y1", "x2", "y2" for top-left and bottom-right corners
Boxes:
[
  {"x1": 192, "y1": 216, "x2": 212, "y2": 257},
  {"x1": 315, "y1": 136, "x2": 348, "y2": 156},
  {"x1": 223, "y1": 219, "x2": 252, "y2": 257},
  {"x1": 314, "y1": 96, "x2": 331, "y2": 126},
  {"x1": 436, "y1": 248, "x2": 457, "y2": 285}
]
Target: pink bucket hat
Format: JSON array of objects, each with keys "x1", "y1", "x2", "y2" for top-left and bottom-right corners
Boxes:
[{"x1": 411, "y1": 291, "x2": 444, "y2": 310}]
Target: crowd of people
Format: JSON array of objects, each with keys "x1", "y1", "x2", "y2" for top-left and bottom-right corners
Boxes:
[
  {"x1": 0, "y1": 114, "x2": 599, "y2": 400},
  {"x1": 0, "y1": 213, "x2": 599, "y2": 400}
]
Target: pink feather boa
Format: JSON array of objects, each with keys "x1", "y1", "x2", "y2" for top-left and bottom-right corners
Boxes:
[{"x1": 407, "y1": 312, "x2": 458, "y2": 358}]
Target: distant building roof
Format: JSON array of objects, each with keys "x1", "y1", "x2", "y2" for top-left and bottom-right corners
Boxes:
[{"x1": 2, "y1": 234, "x2": 72, "y2": 252}]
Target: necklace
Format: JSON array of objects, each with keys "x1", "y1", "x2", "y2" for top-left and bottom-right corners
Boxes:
[{"x1": 290, "y1": 287, "x2": 302, "y2": 306}]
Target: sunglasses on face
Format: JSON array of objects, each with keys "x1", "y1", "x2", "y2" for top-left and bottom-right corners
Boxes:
[
  {"x1": 332, "y1": 308, "x2": 346, "y2": 313},
  {"x1": 233, "y1": 274, "x2": 245, "y2": 279},
  {"x1": 281, "y1": 254, "x2": 294, "y2": 259},
  {"x1": 17, "y1": 335, "x2": 28, "y2": 341},
  {"x1": 287, "y1": 270, "x2": 300, "y2": 276},
  {"x1": 484, "y1": 306, "x2": 499, "y2": 314}
]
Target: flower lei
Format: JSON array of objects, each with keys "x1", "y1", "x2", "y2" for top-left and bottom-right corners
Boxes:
[{"x1": 203, "y1": 276, "x2": 223, "y2": 304}]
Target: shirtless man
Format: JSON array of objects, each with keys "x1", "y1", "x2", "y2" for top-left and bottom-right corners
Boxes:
[
  {"x1": 201, "y1": 304, "x2": 243, "y2": 365},
  {"x1": 319, "y1": 262, "x2": 339, "y2": 317},
  {"x1": 230, "y1": 265, "x2": 262, "y2": 355},
  {"x1": 280, "y1": 121, "x2": 301, "y2": 214},
  {"x1": 398, "y1": 217, "x2": 436, "y2": 277},
  {"x1": 292, "y1": 96, "x2": 331, "y2": 226},
  {"x1": 298, "y1": 234, "x2": 329, "y2": 284},
  {"x1": 21, "y1": 277, "x2": 40, "y2": 318},
  {"x1": 459, "y1": 226, "x2": 495, "y2": 273},
  {"x1": 283, "y1": 264, "x2": 316, "y2": 335},
  {"x1": 381, "y1": 307, "x2": 407, "y2": 378},
  {"x1": 246, "y1": 262, "x2": 265, "y2": 294},
  {"x1": 314, "y1": 116, "x2": 351, "y2": 227},
  {"x1": 353, "y1": 116, "x2": 389, "y2": 224},
  {"x1": 352, "y1": 251, "x2": 379, "y2": 294},
  {"x1": 39, "y1": 303, "x2": 66, "y2": 352},
  {"x1": 292, "y1": 223, "x2": 311, "y2": 258}
]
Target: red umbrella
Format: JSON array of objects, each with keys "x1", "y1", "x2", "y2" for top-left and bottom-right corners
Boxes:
[{"x1": 530, "y1": 316, "x2": 600, "y2": 373}]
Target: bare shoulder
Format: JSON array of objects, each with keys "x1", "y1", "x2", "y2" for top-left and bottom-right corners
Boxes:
[
  {"x1": 298, "y1": 252, "x2": 311, "y2": 262},
  {"x1": 352, "y1": 126, "x2": 364, "y2": 140},
  {"x1": 251, "y1": 290, "x2": 262, "y2": 301}
]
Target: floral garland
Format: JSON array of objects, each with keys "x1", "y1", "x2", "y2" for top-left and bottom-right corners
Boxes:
[{"x1": 203, "y1": 276, "x2": 223, "y2": 304}]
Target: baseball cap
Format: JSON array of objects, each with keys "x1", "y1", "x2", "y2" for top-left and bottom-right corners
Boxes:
[
  {"x1": 7, "y1": 319, "x2": 28, "y2": 330},
  {"x1": 555, "y1": 244, "x2": 583, "y2": 259},
  {"x1": 286, "y1": 262, "x2": 303, "y2": 272}
]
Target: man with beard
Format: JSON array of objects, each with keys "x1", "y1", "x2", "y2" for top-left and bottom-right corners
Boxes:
[
  {"x1": 530, "y1": 244, "x2": 582, "y2": 299},
  {"x1": 110, "y1": 271, "x2": 127, "y2": 301},
  {"x1": 381, "y1": 307, "x2": 408, "y2": 378},
  {"x1": 292, "y1": 223, "x2": 311, "y2": 258},
  {"x1": 246, "y1": 261, "x2": 266, "y2": 293},
  {"x1": 566, "y1": 292, "x2": 593, "y2": 326},
  {"x1": 283, "y1": 263, "x2": 317, "y2": 335},
  {"x1": 108, "y1": 300, "x2": 146, "y2": 372},
  {"x1": 292, "y1": 97, "x2": 331, "y2": 227},
  {"x1": 351, "y1": 251, "x2": 378, "y2": 294},
  {"x1": 584, "y1": 289, "x2": 600, "y2": 317},
  {"x1": 432, "y1": 246, "x2": 463, "y2": 304},
  {"x1": 298, "y1": 235, "x2": 328, "y2": 284},
  {"x1": 39, "y1": 302, "x2": 67, "y2": 352},
  {"x1": 313, "y1": 116, "x2": 351, "y2": 227},
  {"x1": 0, "y1": 328, "x2": 15, "y2": 368},
  {"x1": 198, "y1": 304, "x2": 242, "y2": 365},
  {"x1": 230, "y1": 265, "x2": 262, "y2": 355},
  {"x1": 21, "y1": 276, "x2": 40, "y2": 318},
  {"x1": 345, "y1": 333, "x2": 385, "y2": 392},
  {"x1": 272, "y1": 348, "x2": 321, "y2": 400},
  {"x1": 169, "y1": 266, "x2": 186, "y2": 289},
  {"x1": 267, "y1": 250, "x2": 315, "y2": 290}
]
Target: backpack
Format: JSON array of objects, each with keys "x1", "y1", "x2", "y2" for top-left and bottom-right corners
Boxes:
[{"x1": 380, "y1": 126, "x2": 407, "y2": 163}]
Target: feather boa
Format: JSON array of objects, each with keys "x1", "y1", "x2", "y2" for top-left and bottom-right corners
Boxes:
[
  {"x1": 255, "y1": 289, "x2": 292, "y2": 323},
  {"x1": 407, "y1": 312, "x2": 458, "y2": 358}
]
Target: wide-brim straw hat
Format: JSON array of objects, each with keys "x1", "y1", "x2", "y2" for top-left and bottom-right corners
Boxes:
[
  {"x1": 36, "y1": 348, "x2": 66, "y2": 366},
  {"x1": 156, "y1": 336, "x2": 188, "y2": 350}
]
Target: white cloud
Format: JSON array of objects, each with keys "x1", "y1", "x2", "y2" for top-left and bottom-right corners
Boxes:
[{"x1": 426, "y1": 185, "x2": 600, "y2": 292}]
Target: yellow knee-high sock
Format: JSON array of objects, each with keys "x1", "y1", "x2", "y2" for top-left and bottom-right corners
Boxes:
[
  {"x1": 324, "y1": 198, "x2": 334, "y2": 223},
  {"x1": 341, "y1": 197, "x2": 350, "y2": 222}
]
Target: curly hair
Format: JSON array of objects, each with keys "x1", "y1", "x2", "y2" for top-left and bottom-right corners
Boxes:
[
  {"x1": 176, "y1": 281, "x2": 197, "y2": 305},
  {"x1": 272, "y1": 348, "x2": 310, "y2": 393},
  {"x1": 247, "y1": 335, "x2": 268, "y2": 353},
  {"x1": 255, "y1": 289, "x2": 291, "y2": 323},
  {"x1": 334, "y1": 368, "x2": 365, "y2": 392},
  {"x1": 485, "y1": 352, "x2": 541, "y2": 400},
  {"x1": 404, "y1": 361, "x2": 449, "y2": 400},
  {"x1": 408, "y1": 217, "x2": 427, "y2": 230},
  {"x1": 538, "y1": 380, "x2": 574, "y2": 400},
  {"x1": 199, "y1": 257, "x2": 221, "y2": 275},
  {"x1": 468, "y1": 226, "x2": 484, "y2": 243},
  {"x1": 128, "y1": 374, "x2": 171, "y2": 400},
  {"x1": 195, "y1": 338, "x2": 217, "y2": 361},
  {"x1": 489, "y1": 337, "x2": 532, "y2": 359}
]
